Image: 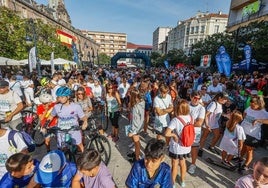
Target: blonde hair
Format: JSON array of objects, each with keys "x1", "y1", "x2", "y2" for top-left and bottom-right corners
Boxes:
[
  {"x1": 176, "y1": 99, "x2": 190, "y2": 116},
  {"x1": 226, "y1": 110, "x2": 243, "y2": 132},
  {"x1": 130, "y1": 88, "x2": 143, "y2": 108}
]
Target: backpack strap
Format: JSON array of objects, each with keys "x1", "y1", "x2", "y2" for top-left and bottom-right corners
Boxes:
[
  {"x1": 8, "y1": 130, "x2": 18, "y2": 149},
  {"x1": 176, "y1": 116, "x2": 193, "y2": 126}
]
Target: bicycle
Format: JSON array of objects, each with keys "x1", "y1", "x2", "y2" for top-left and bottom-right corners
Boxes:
[
  {"x1": 92, "y1": 99, "x2": 108, "y2": 131},
  {"x1": 46, "y1": 126, "x2": 80, "y2": 163},
  {"x1": 83, "y1": 116, "x2": 111, "y2": 165},
  {"x1": 19, "y1": 102, "x2": 45, "y2": 147}
]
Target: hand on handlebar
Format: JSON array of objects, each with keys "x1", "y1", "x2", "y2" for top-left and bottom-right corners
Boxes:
[{"x1": 82, "y1": 121, "x2": 88, "y2": 131}]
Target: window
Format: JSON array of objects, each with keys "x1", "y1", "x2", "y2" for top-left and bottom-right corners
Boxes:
[
  {"x1": 190, "y1": 27, "x2": 194, "y2": 34},
  {"x1": 214, "y1": 25, "x2": 219, "y2": 33},
  {"x1": 186, "y1": 27, "x2": 190, "y2": 35},
  {"x1": 201, "y1": 26, "x2": 205, "y2": 33},
  {"x1": 195, "y1": 26, "x2": 199, "y2": 33}
]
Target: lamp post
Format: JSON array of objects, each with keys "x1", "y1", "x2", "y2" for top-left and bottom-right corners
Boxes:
[{"x1": 26, "y1": 18, "x2": 41, "y2": 77}]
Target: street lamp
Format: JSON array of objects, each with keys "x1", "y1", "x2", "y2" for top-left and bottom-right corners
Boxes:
[{"x1": 26, "y1": 18, "x2": 41, "y2": 77}]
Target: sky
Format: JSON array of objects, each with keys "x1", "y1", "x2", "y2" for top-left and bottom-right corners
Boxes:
[{"x1": 36, "y1": 0, "x2": 231, "y2": 45}]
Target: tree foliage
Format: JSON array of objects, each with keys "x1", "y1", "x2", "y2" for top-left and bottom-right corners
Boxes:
[
  {"x1": 0, "y1": 7, "x2": 73, "y2": 61},
  {"x1": 98, "y1": 53, "x2": 111, "y2": 65}
]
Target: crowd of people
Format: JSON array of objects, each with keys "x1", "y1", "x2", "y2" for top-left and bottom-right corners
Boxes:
[{"x1": 0, "y1": 65, "x2": 267, "y2": 187}]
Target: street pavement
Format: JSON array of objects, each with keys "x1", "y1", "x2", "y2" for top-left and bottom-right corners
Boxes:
[
  {"x1": 33, "y1": 114, "x2": 268, "y2": 188},
  {"x1": 107, "y1": 114, "x2": 268, "y2": 188}
]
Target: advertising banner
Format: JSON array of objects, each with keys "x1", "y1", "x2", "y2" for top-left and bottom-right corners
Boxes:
[
  {"x1": 28, "y1": 47, "x2": 37, "y2": 72},
  {"x1": 200, "y1": 55, "x2": 211, "y2": 67}
]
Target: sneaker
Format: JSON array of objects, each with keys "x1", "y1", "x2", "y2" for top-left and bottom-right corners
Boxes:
[
  {"x1": 181, "y1": 181, "x2": 186, "y2": 187},
  {"x1": 241, "y1": 164, "x2": 249, "y2": 171},
  {"x1": 208, "y1": 146, "x2": 220, "y2": 155},
  {"x1": 128, "y1": 142, "x2": 135, "y2": 148},
  {"x1": 188, "y1": 164, "x2": 196, "y2": 174},
  {"x1": 198, "y1": 149, "x2": 203, "y2": 157},
  {"x1": 127, "y1": 152, "x2": 135, "y2": 158}
]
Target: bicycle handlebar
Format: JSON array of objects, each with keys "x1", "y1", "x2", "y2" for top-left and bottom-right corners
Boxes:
[{"x1": 47, "y1": 126, "x2": 81, "y2": 132}]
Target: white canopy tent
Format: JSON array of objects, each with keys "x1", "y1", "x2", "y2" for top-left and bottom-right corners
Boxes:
[
  {"x1": 18, "y1": 58, "x2": 76, "y2": 66},
  {"x1": 0, "y1": 57, "x2": 24, "y2": 66}
]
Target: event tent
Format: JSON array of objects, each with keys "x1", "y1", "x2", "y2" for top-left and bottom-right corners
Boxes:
[{"x1": 0, "y1": 57, "x2": 25, "y2": 66}]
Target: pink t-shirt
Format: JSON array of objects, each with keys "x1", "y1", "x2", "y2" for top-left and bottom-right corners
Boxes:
[{"x1": 235, "y1": 174, "x2": 268, "y2": 188}]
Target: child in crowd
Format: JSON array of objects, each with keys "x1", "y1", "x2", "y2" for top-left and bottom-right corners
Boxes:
[
  {"x1": 0, "y1": 153, "x2": 39, "y2": 188},
  {"x1": 127, "y1": 89, "x2": 145, "y2": 162},
  {"x1": 219, "y1": 110, "x2": 245, "y2": 166},
  {"x1": 72, "y1": 149, "x2": 115, "y2": 188},
  {"x1": 125, "y1": 138, "x2": 172, "y2": 188},
  {"x1": 34, "y1": 150, "x2": 77, "y2": 187},
  {"x1": 235, "y1": 157, "x2": 268, "y2": 188}
]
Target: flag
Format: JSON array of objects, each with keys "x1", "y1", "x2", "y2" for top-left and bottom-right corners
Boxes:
[
  {"x1": 28, "y1": 47, "x2": 37, "y2": 72},
  {"x1": 72, "y1": 41, "x2": 79, "y2": 63},
  {"x1": 57, "y1": 30, "x2": 76, "y2": 48},
  {"x1": 215, "y1": 46, "x2": 231, "y2": 77},
  {"x1": 164, "y1": 60, "x2": 169, "y2": 69},
  {"x1": 244, "y1": 45, "x2": 251, "y2": 71}
]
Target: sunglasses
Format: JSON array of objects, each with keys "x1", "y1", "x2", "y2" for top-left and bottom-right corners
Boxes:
[
  {"x1": 201, "y1": 88, "x2": 207, "y2": 90},
  {"x1": 193, "y1": 96, "x2": 201, "y2": 100},
  {"x1": 77, "y1": 93, "x2": 84, "y2": 95}
]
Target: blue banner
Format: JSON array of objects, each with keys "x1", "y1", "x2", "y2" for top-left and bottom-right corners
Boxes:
[
  {"x1": 72, "y1": 41, "x2": 79, "y2": 63},
  {"x1": 164, "y1": 60, "x2": 169, "y2": 69},
  {"x1": 215, "y1": 46, "x2": 232, "y2": 77}
]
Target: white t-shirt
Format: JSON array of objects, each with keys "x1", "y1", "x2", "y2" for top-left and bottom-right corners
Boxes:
[
  {"x1": 207, "y1": 84, "x2": 222, "y2": 95},
  {"x1": 219, "y1": 125, "x2": 246, "y2": 155},
  {"x1": 168, "y1": 116, "x2": 191, "y2": 155},
  {"x1": 241, "y1": 107, "x2": 268, "y2": 140},
  {"x1": 235, "y1": 174, "x2": 268, "y2": 188},
  {"x1": 92, "y1": 85, "x2": 102, "y2": 98},
  {"x1": 0, "y1": 91, "x2": 22, "y2": 121},
  {"x1": 201, "y1": 93, "x2": 212, "y2": 104},
  {"x1": 153, "y1": 94, "x2": 173, "y2": 128},
  {"x1": 190, "y1": 103, "x2": 205, "y2": 143},
  {"x1": 118, "y1": 83, "x2": 130, "y2": 98},
  {"x1": 206, "y1": 101, "x2": 222, "y2": 129},
  {"x1": 9, "y1": 81, "x2": 23, "y2": 97},
  {"x1": 21, "y1": 80, "x2": 34, "y2": 92},
  {"x1": 0, "y1": 129, "x2": 27, "y2": 178}
]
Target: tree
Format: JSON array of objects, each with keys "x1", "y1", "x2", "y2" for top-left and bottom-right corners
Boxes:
[
  {"x1": 98, "y1": 53, "x2": 111, "y2": 65},
  {"x1": 165, "y1": 49, "x2": 188, "y2": 66},
  {"x1": 0, "y1": 7, "x2": 73, "y2": 61},
  {"x1": 191, "y1": 33, "x2": 233, "y2": 66}
]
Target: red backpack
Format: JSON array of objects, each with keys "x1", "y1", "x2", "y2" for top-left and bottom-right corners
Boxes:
[{"x1": 176, "y1": 116, "x2": 195, "y2": 147}]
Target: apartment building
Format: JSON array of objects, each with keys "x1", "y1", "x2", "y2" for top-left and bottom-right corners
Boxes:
[
  {"x1": 227, "y1": 0, "x2": 268, "y2": 32},
  {"x1": 81, "y1": 30, "x2": 127, "y2": 57},
  {"x1": 152, "y1": 27, "x2": 172, "y2": 53},
  {"x1": 167, "y1": 11, "x2": 228, "y2": 54}
]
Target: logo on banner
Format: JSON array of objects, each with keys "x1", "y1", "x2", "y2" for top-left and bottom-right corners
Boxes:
[{"x1": 200, "y1": 55, "x2": 211, "y2": 67}]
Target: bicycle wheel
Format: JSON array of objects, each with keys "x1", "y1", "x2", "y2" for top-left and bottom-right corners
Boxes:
[
  {"x1": 64, "y1": 150, "x2": 76, "y2": 163},
  {"x1": 87, "y1": 135, "x2": 111, "y2": 165}
]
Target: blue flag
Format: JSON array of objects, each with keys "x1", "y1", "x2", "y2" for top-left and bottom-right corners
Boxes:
[
  {"x1": 164, "y1": 60, "x2": 169, "y2": 69},
  {"x1": 215, "y1": 46, "x2": 231, "y2": 77}
]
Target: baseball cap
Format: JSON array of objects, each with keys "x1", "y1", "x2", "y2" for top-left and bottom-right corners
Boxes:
[
  {"x1": 0, "y1": 80, "x2": 9, "y2": 88},
  {"x1": 35, "y1": 150, "x2": 66, "y2": 184}
]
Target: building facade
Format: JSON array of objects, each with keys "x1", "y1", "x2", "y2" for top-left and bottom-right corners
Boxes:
[
  {"x1": 126, "y1": 42, "x2": 152, "y2": 66},
  {"x1": 227, "y1": 0, "x2": 268, "y2": 32},
  {"x1": 0, "y1": 0, "x2": 99, "y2": 63},
  {"x1": 152, "y1": 27, "x2": 172, "y2": 53},
  {"x1": 81, "y1": 30, "x2": 127, "y2": 57},
  {"x1": 167, "y1": 11, "x2": 228, "y2": 54}
]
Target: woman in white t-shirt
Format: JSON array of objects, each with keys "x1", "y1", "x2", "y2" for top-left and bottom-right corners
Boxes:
[
  {"x1": 199, "y1": 92, "x2": 228, "y2": 156},
  {"x1": 219, "y1": 110, "x2": 245, "y2": 166},
  {"x1": 165, "y1": 99, "x2": 191, "y2": 188},
  {"x1": 240, "y1": 96, "x2": 268, "y2": 170}
]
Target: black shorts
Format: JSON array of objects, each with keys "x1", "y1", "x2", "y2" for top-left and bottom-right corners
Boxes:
[
  {"x1": 154, "y1": 127, "x2": 167, "y2": 136},
  {"x1": 244, "y1": 135, "x2": 261, "y2": 148},
  {"x1": 109, "y1": 111, "x2": 120, "y2": 128},
  {"x1": 169, "y1": 152, "x2": 189, "y2": 160}
]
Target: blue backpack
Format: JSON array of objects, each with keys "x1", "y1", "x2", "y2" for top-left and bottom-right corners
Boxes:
[{"x1": 8, "y1": 130, "x2": 36, "y2": 153}]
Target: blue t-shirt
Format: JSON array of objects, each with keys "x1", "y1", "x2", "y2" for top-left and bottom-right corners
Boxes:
[
  {"x1": 35, "y1": 162, "x2": 76, "y2": 188},
  {"x1": 144, "y1": 92, "x2": 152, "y2": 111},
  {"x1": 125, "y1": 159, "x2": 172, "y2": 188},
  {"x1": 0, "y1": 159, "x2": 39, "y2": 188}
]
